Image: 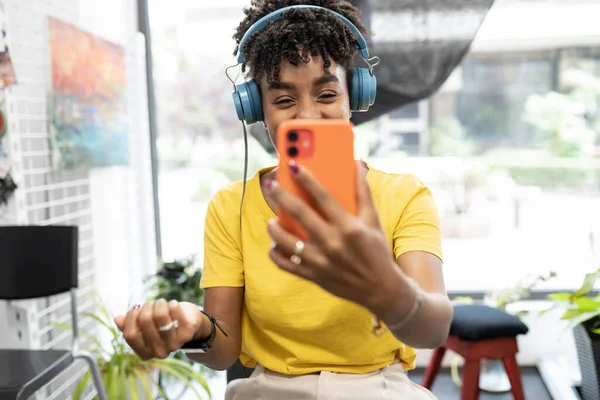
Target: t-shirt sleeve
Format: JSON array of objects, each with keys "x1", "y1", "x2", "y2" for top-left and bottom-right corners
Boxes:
[
  {"x1": 392, "y1": 176, "x2": 443, "y2": 262},
  {"x1": 200, "y1": 192, "x2": 245, "y2": 288}
]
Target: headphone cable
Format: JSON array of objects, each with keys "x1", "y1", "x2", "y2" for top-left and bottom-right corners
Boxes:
[
  {"x1": 239, "y1": 121, "x2": 249, "y2": 234},
  {"x1": 224, "y1": 63, "x2": 248, "y2": 235}
]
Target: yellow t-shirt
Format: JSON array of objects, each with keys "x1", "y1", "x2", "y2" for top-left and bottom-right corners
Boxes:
[{"x1": 200, "y1": 165, "x2": 443, "y2": 375}]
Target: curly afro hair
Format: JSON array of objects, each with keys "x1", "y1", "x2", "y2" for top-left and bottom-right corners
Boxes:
[{"x1": 233, "y1": 0, "x2": 370, "y2": 87}]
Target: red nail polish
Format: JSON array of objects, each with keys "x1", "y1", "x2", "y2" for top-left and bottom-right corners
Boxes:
[
  {"x1": 289, "y1": 161, "x2": 300, "y2": 174},
  {"x1": 264, "y1": 179, "x2": 274, "y2": 190}
]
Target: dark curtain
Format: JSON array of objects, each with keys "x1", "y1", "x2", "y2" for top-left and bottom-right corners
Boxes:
[
  {"x1": 250, "y1": 0, "x2": 494, "y2": 152},
  {"x1": 349, "y1": 0, "x2": 495, "y2": 124}
]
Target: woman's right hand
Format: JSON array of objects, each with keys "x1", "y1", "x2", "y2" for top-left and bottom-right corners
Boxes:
[{"x1": 114, "y1": 299, "x2": 208, "y2": 360}]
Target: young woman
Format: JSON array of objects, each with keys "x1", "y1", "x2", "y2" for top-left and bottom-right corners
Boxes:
[{"x1": 115, "y1": 1, "x2": 453, "y2": 398}]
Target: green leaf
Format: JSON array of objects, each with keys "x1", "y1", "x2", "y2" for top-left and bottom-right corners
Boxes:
[
  {"x1": 88, "y1": 292, "x2": 115, "y2": 324},
  {"x1": 54, "y1": 322, "x2": 110, "y2": 358},
  {"x1": 81, "y1": 311, "x2": 120, "y2": 341},
  {"x1": 72, "y1": 372, "x2": 90, "y2": 400},
  {"x1": 156, "y1": 381, "x2": 168, "y2": 399},
  {"x1": 118, "y1": 368, "x2": 127, "y2": 400},
  {"x1": 539, "y1": 305, "x2": 559, "y2": 316},
  {"x1": 153, "y1": 358, "x2": 211, "y2": 396},
  {"x1": 186, "y1": 368, "x2": 211, "y2": 396},
  {"x1": 155, "y1": 357, "x2": 198, "y2": 377},
  {"x1": 101, "y1": 369, "x2": 109, "y2": 395},
  {"x1": 108, "y1": 365, "x2": 118, "y2": 400},
  {"x1": 132, "y1": 369, "x2": 154, "y2": 399},
  {"x1": 564, "y1": 310, "x2": 600, "y2": 330},
  {"x1": 53, "y1": 322, "x2": 73, "y2": 330},
  {"x1": 128, "y1": 374, "x2": 139, "y2": 400},
  {"x1": 574, "y1": 268, "x2": 600, "y2": 297},
  {"x1": 151, "y1": 363, "x2": 205, "y2": 399},
  {"x1": 547, "y1": 293, "x2": 573, "y2": 301},
  {"x1": 573, "y1": 297, "x2": 600, "y2": 311},
  {"x1": 561, "y1": 308, "x2": 586, "y2": 320}
]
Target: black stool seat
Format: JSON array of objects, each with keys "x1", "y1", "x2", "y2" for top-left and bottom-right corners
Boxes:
[
  {"x1": 0, "y1": 349, "x2": 72, "y2": 400},
  {"x1": 450, "y1": 304, "x2": 529, "y2": 341}
]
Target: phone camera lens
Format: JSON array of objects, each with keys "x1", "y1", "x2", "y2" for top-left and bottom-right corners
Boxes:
[
  {"x1": 288, "y1": 131, "x2": 299, "y2": 142},
  {"x1": 288, "y1": 147, "x2": 298, "y2": 157}
]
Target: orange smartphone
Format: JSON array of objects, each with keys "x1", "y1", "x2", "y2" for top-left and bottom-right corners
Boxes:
[{"x1": 276, "y1": 119, "x2": 357, "y2": 241}]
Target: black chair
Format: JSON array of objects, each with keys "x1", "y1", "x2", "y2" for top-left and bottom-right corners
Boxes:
[
  {"x1": 0, "y1": 226, "x2": 107, "y2": 400},
  {"x1": 227, "y1": 359, "x2": 255, "y2": 383}
]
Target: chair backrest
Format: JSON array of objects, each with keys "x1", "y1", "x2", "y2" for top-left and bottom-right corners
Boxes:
[{"x1": 0, "y1": 225, "x2": 78, "y2": 300}]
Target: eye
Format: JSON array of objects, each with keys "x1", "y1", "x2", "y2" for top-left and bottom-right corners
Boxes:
[
  {"x1": 275, "y1": 97, "x2": 294, "y2": 105},
  {"x1": 319, "y1": 92, "x2": 338, "y2": 101}
]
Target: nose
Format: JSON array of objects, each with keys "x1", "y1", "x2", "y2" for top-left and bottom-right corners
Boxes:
[{"x1": 295, "y1": 99, "x2": 321, "y2": 120}]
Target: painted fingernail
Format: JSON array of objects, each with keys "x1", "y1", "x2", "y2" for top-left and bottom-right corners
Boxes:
[
  {"x1": 289, "y1": 160, "x2": 300, "y2": 174},
  {"x1": 132, "y1": 304, "x2": 141, "y2": 310},
  {"x1": 264, "y1": 179, "x2": 278, "y2": 190}
]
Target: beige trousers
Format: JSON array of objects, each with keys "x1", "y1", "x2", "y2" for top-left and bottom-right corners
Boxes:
[{"x1": 225, "y1": 362, "x2": 438, "y2": 400}]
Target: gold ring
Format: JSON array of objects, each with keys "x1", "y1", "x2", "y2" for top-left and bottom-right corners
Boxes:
[
  {"x1": 293, "y1": 240, "x2": 305, "y2": 256},
  {"x1": 290, "y1": 241, "x2": 305, "y2": 265},
  {"x1": 290, "y1": 255, "x2": 302, "y2": 265}
]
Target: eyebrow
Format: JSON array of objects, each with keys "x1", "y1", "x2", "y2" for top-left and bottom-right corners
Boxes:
[
  {"x1": 268, "y1": 81, "x2": 295, "y2": 91},
  {"x1": 267, "y1": 75, "x2": 341, "y2": 91},
  {"x1": 314, "y1": 75, "x2": 340, "y2": 86}
]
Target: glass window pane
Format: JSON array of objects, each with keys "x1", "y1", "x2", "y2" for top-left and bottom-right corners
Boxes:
[{"x1": 365, "y1": 4, "x2": 600, "y2": 294}]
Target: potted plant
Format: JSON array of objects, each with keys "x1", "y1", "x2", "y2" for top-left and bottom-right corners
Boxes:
[
  {"x1": 145, "y1": 256, "x2": 204, "y2": 306},
  {"x1": 145, "y1": 256, "x2": 216, "y2": 398},
  {"x1": 56, "y1": 294, "x2": 210, "y2": 400},
  {"x1": 547, "y1": 266, "x2": 600, "y2": 400}
]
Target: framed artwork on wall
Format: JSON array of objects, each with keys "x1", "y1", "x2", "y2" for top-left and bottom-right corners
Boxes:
[
  {"x1": 0, "y1": 2, "x2": 17, "y2": 89},
  {"x1": 48, "y1": 17, "x2": 129, "y2": 170}
]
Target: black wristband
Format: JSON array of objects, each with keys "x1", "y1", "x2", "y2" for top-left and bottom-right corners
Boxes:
[{"x1": 180, "y1": 309, "x2": 228, "y2": 353}]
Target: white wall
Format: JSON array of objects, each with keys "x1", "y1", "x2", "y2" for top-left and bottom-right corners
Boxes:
[{"x1": 78, "y1": 0, "x2": 157, "y2": 323}]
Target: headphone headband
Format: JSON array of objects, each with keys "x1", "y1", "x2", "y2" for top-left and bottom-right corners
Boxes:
[{"x1": 236, "y1": 5, "x2": 370, "y2": 64}]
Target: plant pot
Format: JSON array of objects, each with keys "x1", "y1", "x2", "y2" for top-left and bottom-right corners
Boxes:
[
  {"x1": 573, "y1": 317, "x2": 600, "y2": 400},
  {"x1": 479, "y1": 359, "x2": 511, "y2": 393}
]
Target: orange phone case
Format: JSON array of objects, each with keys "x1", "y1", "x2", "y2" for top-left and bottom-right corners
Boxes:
[{"x1": 276, "y1": 119, "x2": 357, "y2": 241}]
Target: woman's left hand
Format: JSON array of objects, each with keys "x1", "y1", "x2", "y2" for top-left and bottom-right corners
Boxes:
[{"x1": 265, "y1": 160, "x2": 403, "y2": 313}]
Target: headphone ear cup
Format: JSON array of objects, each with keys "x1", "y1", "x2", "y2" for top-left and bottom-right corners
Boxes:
[
  {"x1": 350, "y1": 68, "x2": 377, "y2": 112},
  {"x1": 232, "y1": 79, "x2": 264, "y2": 124}
]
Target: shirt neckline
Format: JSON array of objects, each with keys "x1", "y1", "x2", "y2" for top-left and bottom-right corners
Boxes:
[{"x1": 249, "y1": 162, "x2": 376, "y2": 222}]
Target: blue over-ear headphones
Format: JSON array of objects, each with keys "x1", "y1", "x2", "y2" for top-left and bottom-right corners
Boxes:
[{"x1": 232, "y1": 5, "x2": 378, "y2": 125}]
